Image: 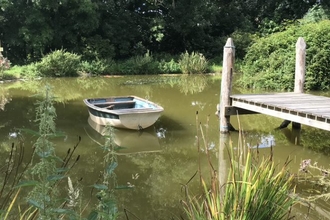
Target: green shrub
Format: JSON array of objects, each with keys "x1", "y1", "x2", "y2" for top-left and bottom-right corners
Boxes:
[
  {"x1": 116, "y1": 51, "x2": 159, "y2": 75},
  {"x1": 230, "y1": 30, "x2": 255, "y2": 59},
  {"x1": 79, "y1": 59, "x2": 115, "y2": 76},
  {"x1": 178, "y1": 51, "x2": 208, "y2": 74},
  {"x1": 238, "y1": 20, "x2": 330, "y2": 91},
  {"x1": 0, "y1": 64, "x2": 40, "y2": 80},
  {"x1": 35, "y1": 50, "x2": 81, "y2": 77},
  {"x1": 20, "y1": 63, "x2": 40, "y2": 78},
  {"x1": 158, "y1": 59, "x2": 180, "y2": 74},
  {"x1": 302, "y1": 4, "x2": 330, "y2": 24}
]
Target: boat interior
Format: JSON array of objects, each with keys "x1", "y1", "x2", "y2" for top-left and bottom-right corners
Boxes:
[{"x1": 95, "y1": 100, "x2": 136, "y2": 110}]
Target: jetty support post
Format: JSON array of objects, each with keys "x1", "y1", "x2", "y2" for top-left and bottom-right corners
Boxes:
[
  {"x1": 292, "y1": 37, "x2": 306, "y2": 129},
  {"x1": 277, "y1": 37, "x2": 306, "y2": 130},
  {"x1": 294, "y1": 37, "x2": 306, "y2": 94},
  {"x1": 219, "y1": 38, "x2": 235, "y2": 133},
  {"x1": 0, "y1": 41, "x2": 3, "y2": 56}
]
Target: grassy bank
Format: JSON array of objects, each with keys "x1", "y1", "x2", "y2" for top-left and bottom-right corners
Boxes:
[{"x1": 0, "y1": 50, "x2": 222, "y2": 81}]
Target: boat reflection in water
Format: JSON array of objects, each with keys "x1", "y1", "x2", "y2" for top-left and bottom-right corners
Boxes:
[{"x1": 87, "y1": 117, "x2": 162, "y2": 154}]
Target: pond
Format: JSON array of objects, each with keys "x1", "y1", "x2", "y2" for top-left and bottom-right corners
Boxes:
[{"x1": 1, "y1": 75, "x2": 330, "y2": 219}]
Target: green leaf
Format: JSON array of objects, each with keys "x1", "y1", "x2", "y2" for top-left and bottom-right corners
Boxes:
[
  {"x1": 92, "y1": 184, "x2": 108, "y2": 190},
  {"x1": 47, "y1": 175, "x2": 65, "y2": 181},
  {"x1": 19, "y1": 128, "x2": 40, "y2": 136},
  {"x1": 15, "y1": 180, "x2": 39, "y2": 188},
  {"x1": 36, "y1": 150, "x2": 52, "y2": 158},
  {"x1": 28, "y1": 199, "x2": 44, "y2": 209},
  {"x1": 56, "y1": 167, "x2": 69, "y2": 173},
  {"x1": 99, "y1": 145, "x2": 110, "y2": 151},
  {"x1": 47, "y1": 155, "x2": 64, "y2": 162},
  {"x1": 106, "y1": 162, "x2": 118, "y2": 175},
  {"x1": 114, "y1": 146, "x2": 127, "y2": 151},
  {"x1": 87, "y1": 210, "x2": 98, "y2": 220},
  {"x1": 52, "y1": 208, "x2": 72, "y2": 214},
  {"x1": 102, "y1": 198, "x2": 118, "y2": 212},
  {"x1": 47, "y1": 131, "x2": 66, "y2": 138},
  {"x1": 115, "y1": 185, "x2": 134, "y2": 190}
]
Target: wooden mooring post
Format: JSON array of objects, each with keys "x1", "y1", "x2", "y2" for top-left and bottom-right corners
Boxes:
[
  {"x1": 218, "y1": 37, "x2": 307, "y2": 132},
  {"x1": 279, "y1": 37, "x2": 306, "y2": 130},
  {"x1": 0, "y1": 41, "x2": 3, "y2": 56},
  {"x1": 292, "y1": 37, "x2": 306, "y2": 129},
  {"x1": 219, "y1": 38, "x2": 235, "y2": 133}
]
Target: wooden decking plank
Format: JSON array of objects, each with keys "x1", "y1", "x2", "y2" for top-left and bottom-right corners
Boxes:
[
  {"x1": 231, "y1": 100, "x2": 330, "y2": 130},
  {"x1": 283, "y1": 107, "x2": 330, "y2": 111},
  {"x1": 282, "y1": 106, "x2": 323, "y2": 111},
  {"x1": 230, "y1": 92, "x2": 330, "y2": 131},
  {"x1": 231, "y1": 93, "x2": 328, "y2": 100},
  {"x1": 231, "y1": 96, "x2": 328, "y2": 103}
]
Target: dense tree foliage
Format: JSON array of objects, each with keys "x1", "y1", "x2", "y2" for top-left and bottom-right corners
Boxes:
[
  {"x1": 1, "y1": 0, "x2": 328, "y2": 64},
  {"x1": 238, "y1": 19, "x2": 330, "y2": 91}
]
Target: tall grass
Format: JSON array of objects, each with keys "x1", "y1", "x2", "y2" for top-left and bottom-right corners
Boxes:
[
  {"x1": 182, "y1": 118, "x2": 297, "y2": 220},
  {"x1": 178, "y1": 51, "x2": 208, "y2": 74}
]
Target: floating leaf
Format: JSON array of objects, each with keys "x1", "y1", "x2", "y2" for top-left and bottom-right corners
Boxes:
[
  {"x1": 14, "y1": 180, "x2": 39, "y2": 188},
  {"x1": 93, "y1": 184, "x2": 108, "y2": 190}
]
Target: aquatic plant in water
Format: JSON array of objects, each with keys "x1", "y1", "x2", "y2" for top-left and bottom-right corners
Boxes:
[{"x1": 182, "y1": 114, "x2": 297, "y2": 220}]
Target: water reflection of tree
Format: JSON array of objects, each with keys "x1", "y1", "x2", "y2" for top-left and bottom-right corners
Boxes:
[
  {"x1": 0, "y1": 87, "x2": 11, "y2": 111},
  {"x1": 175, "y1": 75, "x2": 208, "y2": 95},
  {"x1": 76, "y1": 77, "x2": 108, "y2": 92},
  {"x1": 2, "y1": 77, "x2": 110, "y2": 103},
  {"x1": 300, "y1": 128, "x2": 330, "y2": 154},
  {"x1": 120, "y1": 144, "x2": 215, "y2": 219}
]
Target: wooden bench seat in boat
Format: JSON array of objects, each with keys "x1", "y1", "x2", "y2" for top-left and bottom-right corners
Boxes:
[{"x1": 113, "y1": 108, "x2": 154, "y2": 114}]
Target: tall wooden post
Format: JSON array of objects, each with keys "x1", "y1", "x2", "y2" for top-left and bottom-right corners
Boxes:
[
  {"x1": 219, "y1": 38, "x2": 235, "y2": 133},
  {"x1": 294, "y1": 37, "x2": 306, "y2": 93},
  {"x1": 292, "y1": 37, "x2": 306, "y2": 129},
  {"x1": 0, "y1": 41, "x2": 3, "y2": 56},
  {"x1": 218, "y1": 133, "x2": 228, "y2": 198}
]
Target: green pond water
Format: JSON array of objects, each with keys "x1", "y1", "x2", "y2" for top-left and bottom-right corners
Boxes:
[{"x1": 1, "y1": 75, "x2": 330, "y2": 219}]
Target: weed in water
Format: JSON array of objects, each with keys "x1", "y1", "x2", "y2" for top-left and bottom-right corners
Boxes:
[{"x1": 182, "y1": 115, "x2": 297, "y2": 220}]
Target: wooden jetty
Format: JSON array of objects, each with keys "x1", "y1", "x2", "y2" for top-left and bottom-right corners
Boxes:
[{"x1": 218, "y1": 37, "x2": 330, "y2": 132}]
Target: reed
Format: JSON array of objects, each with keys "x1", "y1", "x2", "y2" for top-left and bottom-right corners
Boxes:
[
  {"x1": 178, "y1": 51, "x2": 208, "y2": 74},
  {"x1": 182, "y1": 118, "x2": 297, "y2": 220}
]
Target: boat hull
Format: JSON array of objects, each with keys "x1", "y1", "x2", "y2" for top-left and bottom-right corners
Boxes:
[
  {"x1": 84, "y1": 96, "x2": 163, "y2": 130},
  {"x1": 88, "y1": 109, "x2": 162, "y2": 130},
  {"x1": 87, "y1": 117, "x2": 161, "y2": 154}
]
